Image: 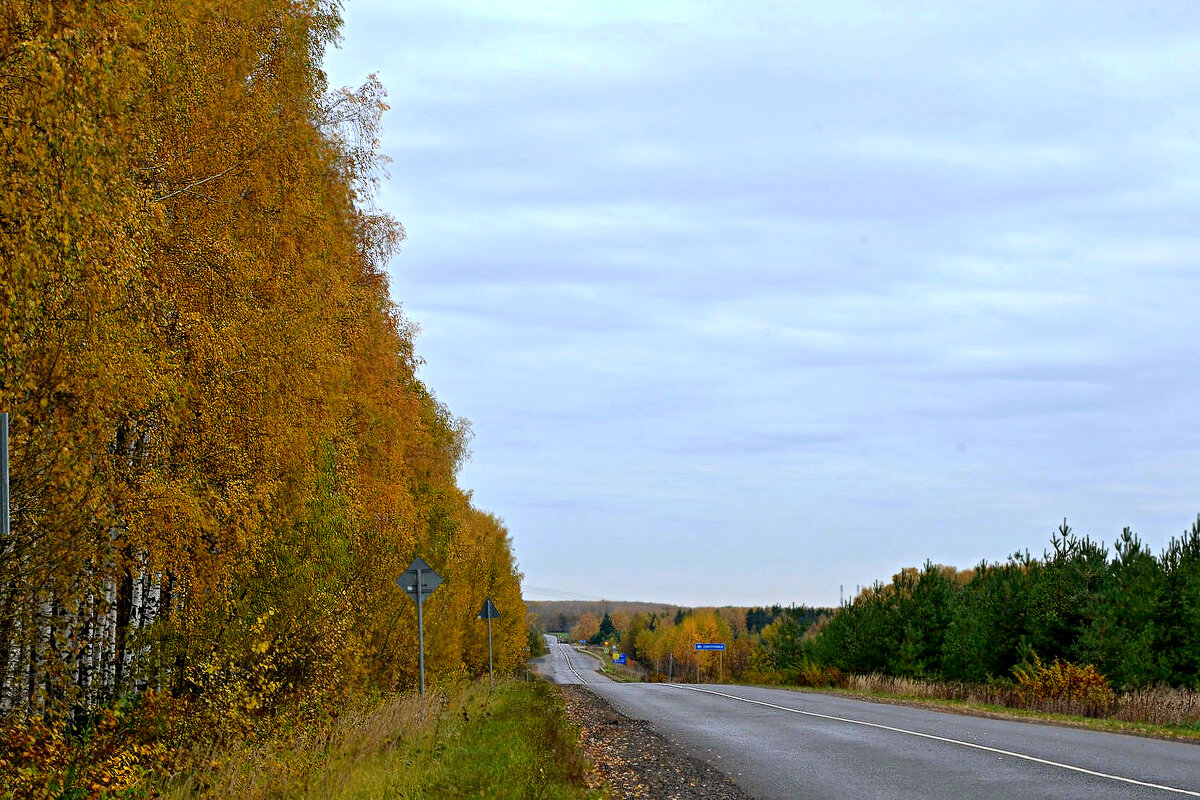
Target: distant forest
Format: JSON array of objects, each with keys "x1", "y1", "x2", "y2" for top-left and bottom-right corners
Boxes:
[
  {"x1": 527, "y1": 601, "x2": 678, "y2": 634},
  {"x1": 527, "y1": 600, "x2": 828, "y2": 639}
]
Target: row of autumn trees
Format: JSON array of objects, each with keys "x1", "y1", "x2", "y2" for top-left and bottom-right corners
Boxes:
[
  {"x1": 569, "y1": 605, "x2": 828, "y2": 684},
  {"x1": 572, "y1": 519, "x2": 1200, "y2": 692},
  {"x1": 0, "y1": 0, "x2": 525, "y2": 724}
]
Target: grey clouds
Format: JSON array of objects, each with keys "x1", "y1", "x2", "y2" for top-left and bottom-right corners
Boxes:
[{"x1": 325, "y1": 1, "x2": 1200, "y2": 605}]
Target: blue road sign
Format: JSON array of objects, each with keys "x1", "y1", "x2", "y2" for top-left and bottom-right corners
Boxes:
[
  {"x1": 615, "y1": 654, "x2": 626, "y2": 664},
  {"x1": 694, "y1": 643, "x2": 726, "y2": 651}
]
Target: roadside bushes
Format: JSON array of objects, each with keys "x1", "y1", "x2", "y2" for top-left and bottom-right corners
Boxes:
[
  {"x1": 1012, "y1": 655, "x2": 1115, "y2": 717},
  {"x1": 0, "y1": 695, "x2": 179, "y2": 800},
  {"x1": 790, "y1": 661, "x2": 846, "y2": 690},
  {"x1": 827, "y1": 670, "x2": 1128, "y2": 721}
]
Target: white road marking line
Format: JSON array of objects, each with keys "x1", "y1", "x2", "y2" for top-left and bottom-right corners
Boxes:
[
  {"x1": 670, "y1": 685, "x2": 1200, "y2": 797},
  {"x1": 560, "y1": 643, "x2": 589, "y2": 684}
]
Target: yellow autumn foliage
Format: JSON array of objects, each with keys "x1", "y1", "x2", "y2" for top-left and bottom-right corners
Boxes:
[{"x1": 0, "y1": 3, "x2": 528, "y2": 785}]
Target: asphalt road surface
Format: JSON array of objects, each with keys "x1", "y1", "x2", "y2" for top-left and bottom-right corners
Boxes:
[{"x1": 535, "y1": 637, "x2": 1200, "y2": 800}]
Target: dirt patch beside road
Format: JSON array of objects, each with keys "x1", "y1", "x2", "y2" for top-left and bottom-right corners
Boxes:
[{"x1": 560, "y1": 685, "x2": 753, "y2": 800}]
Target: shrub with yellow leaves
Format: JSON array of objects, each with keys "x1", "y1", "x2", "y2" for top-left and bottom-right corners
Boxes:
[
  {"x1": 1012, "y1": 653, "x2": 1115, "y2": 717},
  {"x1": 0, "y1": 694, "x2": 178, "y2": 799}
]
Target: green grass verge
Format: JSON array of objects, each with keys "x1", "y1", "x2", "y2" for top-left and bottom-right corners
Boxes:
[
  {"x1": 160, "y1": 679, "x2": 604, "y2": 800},
  {"x1": 323, "y1": 679, "x2": 602, "y2": 800}
]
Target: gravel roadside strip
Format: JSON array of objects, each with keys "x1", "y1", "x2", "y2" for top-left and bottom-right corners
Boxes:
[{"x1": 560, "y1": 685, "x2": 754, "y2": 800}]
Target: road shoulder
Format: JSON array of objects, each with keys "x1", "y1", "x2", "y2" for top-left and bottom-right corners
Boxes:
[{"x1": 559, "y1": 685, "x2": 753, "y2": 800}]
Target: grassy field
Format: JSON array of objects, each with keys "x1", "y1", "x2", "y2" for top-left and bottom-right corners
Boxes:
[{"x1": 160, "y1": 679, "x2": 603, "y2": 800}]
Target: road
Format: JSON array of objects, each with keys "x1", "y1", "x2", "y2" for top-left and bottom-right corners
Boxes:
[
  {"x1": 536, "y1": 635, "x2": 604, "y2": 684},
  {"x1": 535, "y1": 637, "x2": 1200, "y2": 800}
]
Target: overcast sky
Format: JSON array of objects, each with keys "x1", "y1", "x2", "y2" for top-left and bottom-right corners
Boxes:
[{"x1": 323, "y1": 1, "x2": 1200, "y2": 607}]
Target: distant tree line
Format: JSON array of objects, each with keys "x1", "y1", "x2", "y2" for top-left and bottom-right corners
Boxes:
[{"x1": 526, "y1": 600, "x2": 679, "y2": 635}]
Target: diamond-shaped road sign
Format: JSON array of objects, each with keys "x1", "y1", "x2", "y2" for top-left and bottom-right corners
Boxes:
[
  {"x1": 397, "y1": 557, "x2": 443, "y2": 696},
  {"x1": 397, "y1": 557, "x2": 443, "y2": 602},
  {"x1": 477, "y1": 598, "x2": 500, "y2": 619}
]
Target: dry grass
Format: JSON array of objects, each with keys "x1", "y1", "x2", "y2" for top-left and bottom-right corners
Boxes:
[
  {"x1": 1113, "y1": 686, "x2": 1200, "y2": 727},
  {"x1": 844, "y1": 674, "x2": 1024, "y2": 708},
  {"x1": 160, "y1": 692, "x2": 445, "y2": 799},
  {"x1": 832, "y1": 674, "x2": 1200, "y2": 730},
  {"x1": 158, "y1": 679, "x2": 599, "y2": 800}
]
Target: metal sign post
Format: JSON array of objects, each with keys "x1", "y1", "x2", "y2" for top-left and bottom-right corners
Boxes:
[
  {"x1": 694, "y1": 643, "x2": 726, "y2": 684},
  {"x1": 477, "y1": 598, "x2": 500, "y2": 687},
  {"x1": 397, "y1": 557, "x2": 443, "y2": 695}
]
